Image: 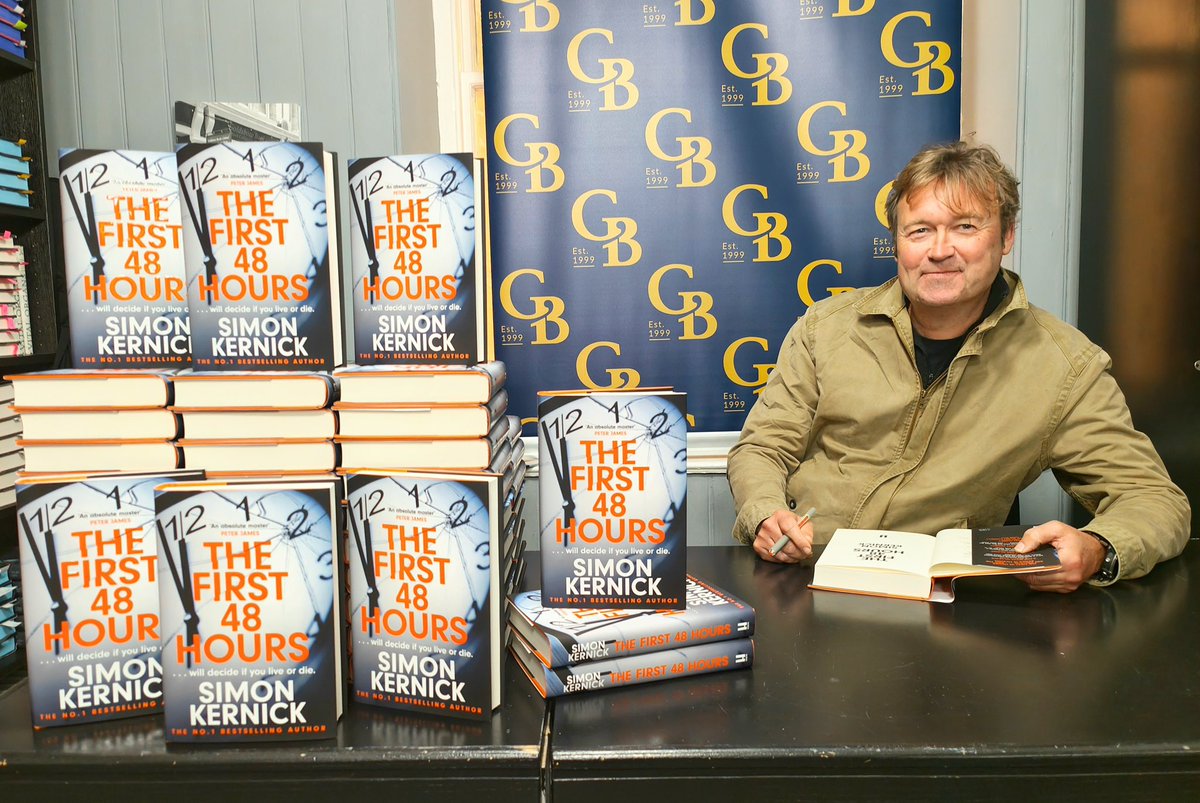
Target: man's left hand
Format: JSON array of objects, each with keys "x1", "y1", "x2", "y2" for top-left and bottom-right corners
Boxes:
[{"x1": 1013, "y1": 521, "x2": 1107, "y2": 593}]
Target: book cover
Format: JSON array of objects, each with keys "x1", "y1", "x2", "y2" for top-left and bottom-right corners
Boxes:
[
  {"x1": 334, "y1": 360, "x2": 505, "y2": 404},
  {"x1": 510, "y1": 631, "x2": 753, "y2": 698},
  {"x1": 177, "y1": 141, "x2": 343, "y2": 371},
  {"x1": 348, "y1": 153, "x2": 485, "y2": 364},
  {"x1": 154, "y1": 479, "x2": 344, "y2": 741},
  {"x1": 15, "y1": 470, "x2": 200, "y2": 728},
  {"x1": 510, "y1": 575, "x2": 755, "y2": 669},
  {"x1": 537, "y1": 390, "x2": 688, "y2": 609},
  {"x1": 59, "y1": 149, "x2": 192, "y2": 368},
  {"x1": 344, "y1": 469, "x2": 502, "y2": 720}
]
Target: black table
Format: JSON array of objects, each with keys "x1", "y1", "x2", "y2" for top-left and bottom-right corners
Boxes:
[
  {"x1": 3, "y1": 544, "x2": 1200, "y2": 801},
  {"x1": 548, "y1": 543, "x2": 1200, "y2": 802},
  {"x1": 0, "y1": 650, "x2": 546, "y2": 801}
]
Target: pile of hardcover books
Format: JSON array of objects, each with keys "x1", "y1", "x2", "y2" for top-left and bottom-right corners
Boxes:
[
  {"x1": 334, "y1": 361, "x2": 513, "y2": 471},
  {"x1": 172, "y1": 371, "x2": 338, "y2": 476},
  {"x1": 3, "y1": 146, "x2": 525, "y2": 738},
  {"x1": 9, "y1": 370, "x2": 180, "y2": 472},
  {"x1": 509, "y1": 576, "x2": 755, "y2": 698},
  {"x1": 0, "y1": 230, "x2": 32, "y2": 356},
  {"x1": 511, "y1": 388, "x2": 755, "y2": 697},
  {"x1": 0, "y1": 379, "x2": 19, "y2": 506}
]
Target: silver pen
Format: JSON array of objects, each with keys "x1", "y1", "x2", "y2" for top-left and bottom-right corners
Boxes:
[{"x1": 769, "y1": 507, "x2": 817, "y2": 557}]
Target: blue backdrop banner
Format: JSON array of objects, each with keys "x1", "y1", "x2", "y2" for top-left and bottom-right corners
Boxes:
[{"x1": 482, "y1": 0, "x2": 961, "y2": 433}]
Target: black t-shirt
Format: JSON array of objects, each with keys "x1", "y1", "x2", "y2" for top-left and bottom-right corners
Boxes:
[{"x1": 911, "y1": 272, "x2": 1008, "y2": 389}]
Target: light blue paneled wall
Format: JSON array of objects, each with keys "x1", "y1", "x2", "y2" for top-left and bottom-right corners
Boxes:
[{"x1": 39, "y1": 0, "x2": 403, "y2": 166}]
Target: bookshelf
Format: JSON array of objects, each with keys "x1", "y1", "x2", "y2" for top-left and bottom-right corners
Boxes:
[{"x1": 0, "y1": 0, "x2": 59, "y2": 373}]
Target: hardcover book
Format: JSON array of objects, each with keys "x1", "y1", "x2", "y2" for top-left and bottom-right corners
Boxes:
[
  {"x1": 333, "y1": 388, "x2": 507, "y2": 439},
  {"x1": 14, "y1": 407, "x2": 180, "y2": 441},
  {"x1": 344, "y1": 469, "x2": 503, "y2": 720},
  {"x1": 154, "y1": 478, "x2": 345, "y2": 741},
  {"x1": 337, "y1": 414, "x2": 513, "y2": 471},
  {"x1": 334, "y1": 361, "x2": 505, "y2": 404},
  {"x1": 810, "y1": 526, "x2": 1062, "y2": 603},
  {"x1": 5, "y1": 369, "x2": 175, "y2": 409},
  {"x1": 348, "y1": 153, "x2": 486, "y2": 364},
  {"x1": 17, "y1": 440, "x2": 182, "y2": 474},
  {"x1": 509, "y1": 575, "x2": 755, "y2": 669},
  {"x1": 177, "y1": 141, "x2": 343, "y2": 371},
  {"x1": 172, "y1": 370, "x2": 337, "y2": 409},
  {"x1": 59, "y1": 149, "x2": 192, "y2": 368},
  {"x1": 175, "y1": 439, "x2": 337, "y2": 475},
  {"x1": 537, "y1": 389, "x2": 688, "y2": 609},
  {"x1": 176, "y1": 408, "x2": 336, "y2": 441},
  {"x1": 510, "y1": 631, "x2": 753, "y2": 698},
  {"x1": 15, "y1": 470, "x2": 201, "y2": 728}
]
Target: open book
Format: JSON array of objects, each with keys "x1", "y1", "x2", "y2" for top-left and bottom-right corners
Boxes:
[{"x1": 810, "y1": 526, "x2": 1060, "y2": 603}]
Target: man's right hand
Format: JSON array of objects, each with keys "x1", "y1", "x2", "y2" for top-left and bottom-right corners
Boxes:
[{"x1": 753, "y1": 510, "x2": 814, "y2": 564}]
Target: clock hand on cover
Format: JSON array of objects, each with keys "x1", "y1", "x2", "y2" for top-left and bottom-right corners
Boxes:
[
  {"x1": 63, "y1": 181, "x2": 106, "y2": 305},
  {"x1": 156, "y1": 519, "x2": 201, "y2": 667},
  {"x1": 539, "y1": 420, "x2": 576, "y2": 542},
  {"x1": 18, "y1": 511, "x2": 69, "y2": 652}
]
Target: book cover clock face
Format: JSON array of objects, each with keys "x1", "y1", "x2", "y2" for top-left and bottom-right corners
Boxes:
[
  {"x1": 17, "y1": 476, "x2": 165, "y2": 726},
  {"x1": 539, "y1": 392, "x2": 688, "y2": 609},
  {"x1": 59, "y1": 149, "x2": 191, "y2": 368},
  {"x1": 177, "y1": 141, "x2": 336, "y2": 369},
  {"x1": 155, "y1": 487, "x2": 337, "y2": 734},
  {"x1": 347, "y1": 153, "x2": 480, "y2": 364},
  {"x1": 345, "y1": 473, "x2": 494, "y2": 718}
]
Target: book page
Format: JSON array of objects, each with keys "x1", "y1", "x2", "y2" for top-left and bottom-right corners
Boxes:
[
  {"x1": 818, "y1": 529, "x2": 937, "y2": 576},
  {"x1": 930, "y1": 525, "x2": 1060, "y2": 576}
]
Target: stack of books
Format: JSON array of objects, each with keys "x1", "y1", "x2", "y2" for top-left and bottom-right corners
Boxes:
[
  {"x1": 0, "y1": 230, "x2": 32, "y2": 356},
  {"x1": 0, "y1": 556, "x2": 18, "y2": 660},
  {"x1": 508, "y1": 387, "x2": 755, "y2": 698},
  {"x1": 0, "y1": 1, "x2": 26, "y2": 60},
  {"x1": 171, "y1": 370, "x2": 338, "y2": 476},
  {"x1": 7, "y1": 369, "x2": 181, "y2": 473},
  {"x1": 508, "y1": 576, "x2": 756, "y2": 698},
  {"x1": 333, "y1": 361, "x2": 513, "y2": 472},
  {"x1": 0, "y1": 138, "x2": 32, "y2": 208},
  {"x1": 0, "y1": 379, "x2": 19, "y2": 506}
]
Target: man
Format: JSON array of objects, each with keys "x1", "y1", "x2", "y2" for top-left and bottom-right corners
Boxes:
[{"x1": 727, "y1": 141, "x2": 1189, "y2": 592}]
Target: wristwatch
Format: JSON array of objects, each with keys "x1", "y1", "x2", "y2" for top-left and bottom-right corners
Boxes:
[{"x1": 1085, "y1": 530, "x2": 1120, "y2": 582}]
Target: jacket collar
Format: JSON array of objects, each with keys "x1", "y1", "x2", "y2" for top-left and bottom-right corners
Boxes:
[{"x1": 855, "y1": 268, "x2": 1029, "y2": 333}]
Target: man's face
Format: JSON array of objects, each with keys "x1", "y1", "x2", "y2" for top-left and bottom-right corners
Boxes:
[{"x1": 894, "y1": 182, "x2": 1014, "y2": 326}]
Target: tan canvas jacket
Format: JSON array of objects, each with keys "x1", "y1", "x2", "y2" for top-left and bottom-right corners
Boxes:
[{"x1": 727, "y1": 270, "x2": 1190, "y2": 583}]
